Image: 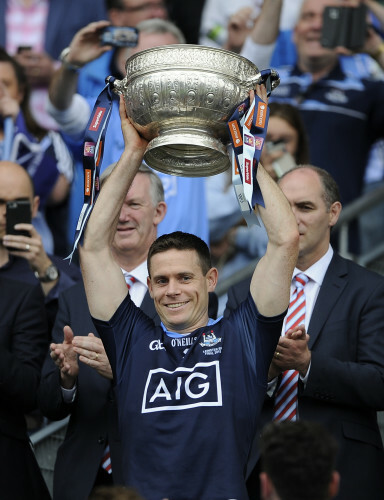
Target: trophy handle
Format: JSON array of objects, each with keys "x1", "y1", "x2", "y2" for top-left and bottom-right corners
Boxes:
[
  {"x1": 248, "y1": 69, "x2": 280, "y2": 93},
  {"x1": 108, "y1": 76, "x2": 124, "y2": 95}
]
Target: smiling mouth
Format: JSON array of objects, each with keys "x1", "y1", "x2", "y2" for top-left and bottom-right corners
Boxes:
[{"x1": 166, "y1": 301, "x2": 188, "y2": 309}]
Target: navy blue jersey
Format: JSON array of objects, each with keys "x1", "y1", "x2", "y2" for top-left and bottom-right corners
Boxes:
[
  {"x1": 271, "y1": 62, "x2": 384, "y2": 205},
  {"x1": 94, "y1": 293, "x2": 284, "y2": 500}
]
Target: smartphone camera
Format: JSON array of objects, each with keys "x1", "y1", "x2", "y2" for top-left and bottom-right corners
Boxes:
[
  {"x1": 6, "y1": 200, "x2": 31, "y2": 237},
  {"x1": 266, "y1": 141, "x2": 296, "y2": 179},
  {"x1": 321, "y1": 5, "x2": 367, "y2": 51},
  {"x1": 100, "y1": 26, "x2": 139, "y2": 47}
]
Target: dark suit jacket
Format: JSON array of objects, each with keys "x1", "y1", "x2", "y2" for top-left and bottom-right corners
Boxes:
[
  {"x1": 38, "y1": 281, "x2": 218, "y2": 500},
  {"x1": 0, "y1": 0, "x2": 107, "y2": 59},
  {"x1": 226, "y1": 253, "x2": 384, "y2": 500},
  {"x1": 0, "y1": 277, "x2": 50, "y2": 499}
]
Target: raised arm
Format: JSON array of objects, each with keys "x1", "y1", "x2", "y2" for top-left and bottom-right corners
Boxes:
[
  {"x1": 79, "y1": 98, "x2": 148, "y2": 321},
  {"x1": 250, "y1": 87, "x2": 299, "y2": 317},
  {"x1": 49, "y1": 20, "x2": 111, "y2": 110}
]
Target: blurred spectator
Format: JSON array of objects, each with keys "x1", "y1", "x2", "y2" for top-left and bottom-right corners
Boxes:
[
  {"x1": 0, "y1": 161, "x2": 81, "y2": 331},
  {"x1": 47, "y1": 17, "x2": 209, "y2": 247},
  {"x1": 259, "y1": 421, "x2": 339, "y2": 500},
  {"x1": 0, "y1": 276, "x2": 50, "y2": 500},
  {"x1": 0, "y1": 0, "x2": 107, "y2": 129},
  {"x1": 199, "y1": 0, "x2": 303, "y2": 63},
  {"x1": 245, "y1": 0, "x2": 384, "y2": 207},
  {"x1": 0, "y1": 48, "x2": 74, "y2": 254},
  {"x1": 166, "y1": 0, "x2": 205, "y2": 44}
]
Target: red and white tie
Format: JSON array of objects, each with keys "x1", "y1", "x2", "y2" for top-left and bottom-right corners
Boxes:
[
  {"x1": 273, "y1": 273, "x2": 309, "y2": 422},
  {"x1": 125, "y1": 274, "x2": 136, "y2": 290},
  {"x1": 101, "y1": 444, "x2": 112, "y2": 474}
]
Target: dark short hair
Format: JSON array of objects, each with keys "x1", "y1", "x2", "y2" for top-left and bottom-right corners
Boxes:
[
  {"x1": 279, "y1": 165, "x2": 341, "y2": 210},
  {"x1": 260, "y1": 421, "x2": 339, "y2": 500},
  {"x1": 269, "y1": 102, "x2": 310, "y2": 165},
  {"x1": 147, "y1": 231, "x2": 212, "y2": 276}
]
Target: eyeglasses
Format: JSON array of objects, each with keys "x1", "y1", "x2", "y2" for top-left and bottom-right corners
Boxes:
[{"x1": 118, "y1": 1, "x2": 167, "y2": 13}]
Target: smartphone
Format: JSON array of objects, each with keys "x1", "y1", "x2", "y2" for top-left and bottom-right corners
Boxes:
[
  {"x1": 100, "y1": 26, "x2": 139, "y2": 47},
  {"x1": 272, "y1": 152, "x2": 296, "y2": 178},
  {"x1": 6, "y1": 200, "x2": 31, "y2": 236},
  {"x1": 265, "y1": 141, "x2": 296, "y2": 178},
  {"x1": 17, "y1": 46, "x2": 32, "y2": 53},
  {"x1": 321, "y1": 5, "x2": 367, "y2": 51}
]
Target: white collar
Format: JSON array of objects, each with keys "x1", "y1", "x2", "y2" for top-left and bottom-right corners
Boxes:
[
  {"x1": 293, "y1": 245, "x2": 333, "y2": 286},
  {"x1": 121, "y1": 260, "x2": 148, "y2": 288}
]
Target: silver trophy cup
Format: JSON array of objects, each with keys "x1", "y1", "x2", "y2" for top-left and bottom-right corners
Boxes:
[{"x1": 112, "y1": 44, "x2": 279, "y2": 177}]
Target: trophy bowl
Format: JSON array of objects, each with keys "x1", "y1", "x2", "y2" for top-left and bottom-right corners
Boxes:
[{"x1": 112, "y1": 44, "x2": 279, "y2": 177}]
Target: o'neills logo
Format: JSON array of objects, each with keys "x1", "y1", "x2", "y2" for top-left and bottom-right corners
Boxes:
[
  {"x1": 228, "y1": 120, "x2": 243, "y2": 147},
  {"x1": 84, "y1": 169, "x2": 92, "y2": 196},
  {"x1": 89, "y1": 107, "x2": 106, "y2": 131},
  {"x1": 244, "y1": 158, "x2": 252, "y2": 184},
  {"x1": 256, "y1": 102, "x2": 267, "y2": 129}
]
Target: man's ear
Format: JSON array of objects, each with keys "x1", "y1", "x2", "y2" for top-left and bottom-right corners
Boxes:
[
  {"x1": 147, "y1": 276, "x2": 153, "y2": 298},
  {"x1": 259, "y1": 472, "x2": 274, "y2": 500},
  {"x1": 328, "y1": 471, "x2": 340, "y2": 499},
  {"x1": 328, "y1": 201, "x2": 342, "y2": 228},
  {"x1": 31, "y1": 196, "x2": 40, "y2": 218},
  {"x1": 206, "y1": 267, "x2": 218, "y2": 292},
  {"x1": 154, "y1": 201, "x2": 167, "y2": 226}
]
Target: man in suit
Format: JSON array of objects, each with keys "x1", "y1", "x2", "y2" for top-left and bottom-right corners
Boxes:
[
  {"x1": 0, "y1": 276, "x2": 50, "y2": 499},
  {"x1": 225, "y1": 165, "x2": 384, "y2": 500}
]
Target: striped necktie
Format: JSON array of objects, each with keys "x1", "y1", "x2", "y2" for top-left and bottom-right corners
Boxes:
[
  {"x1": 273, "y1": 273, "x2": 309, "y2": 421},
  {"x1": 101, "y1": 444, "x2": 112, "y2": 474},
  {"x1": 125, "y1": 275, "x2": 136, "y2": 290}
]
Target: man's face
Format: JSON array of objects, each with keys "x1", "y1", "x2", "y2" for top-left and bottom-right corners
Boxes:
[
  {"x1": 112, "y1": 173, "x2": 160, "y2": 254},
  {"x1": 148, "y1": 249, "x2": 217, "y2": 334},
  {"x1": 0, "y1": 164, "x2": 36, "y2": 240},
  {"x1": 293, "y1": 0, "x2": 338, "y2": 63},
  {"x1": 279, "y1": 168, "x2": 339, "y2": 267},
  {"x1": 111, "y1": 0, "x2": 168, "y2": 27},
  {"x1": 0, "y1": 62, "x2": 24, "y2": 103}
]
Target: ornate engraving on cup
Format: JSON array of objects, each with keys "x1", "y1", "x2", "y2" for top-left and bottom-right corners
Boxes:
[{"x1": 113, "y1": 44, "x2": 279, "y2": 176}]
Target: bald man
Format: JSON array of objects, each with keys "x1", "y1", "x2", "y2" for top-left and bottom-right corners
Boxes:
[{"x1": 0, "y1": 161, "x2": 81, "y2": 329}]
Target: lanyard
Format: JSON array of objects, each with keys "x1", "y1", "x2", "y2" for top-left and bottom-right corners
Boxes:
[
  {"x1": 227, "y1": 69, "x2": 274, "y2": 227},
  {"x1": 68, "y1": 77, "x2": 116, "y2": 260}
]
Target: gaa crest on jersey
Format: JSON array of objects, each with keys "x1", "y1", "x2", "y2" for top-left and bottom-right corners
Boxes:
[
  {"x1": 200, "y1": 330, "x2": 221, "y2": 348},
  {"x1": 325, "y1": 89, "x2": 348, "y2": 104},
  {"x1": 142, "y1": 361, "x2": 222, "y2": 413}
]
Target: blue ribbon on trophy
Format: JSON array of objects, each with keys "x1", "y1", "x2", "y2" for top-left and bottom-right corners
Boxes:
[
  {"x1": 68, "y1": 77, "x2": 115, "y2": 260},
  {"x1": 227, "y1": 69, "x2": 273, "y2": 227}
]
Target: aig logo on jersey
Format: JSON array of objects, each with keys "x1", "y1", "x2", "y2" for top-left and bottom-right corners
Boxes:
[{"x1": 142, "y1": 361, "x2": 222, "y2": 413}]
